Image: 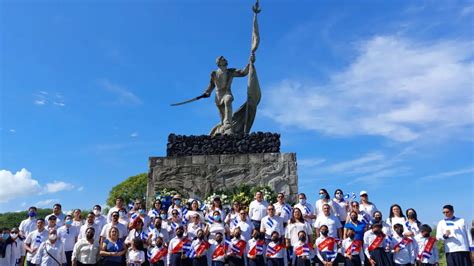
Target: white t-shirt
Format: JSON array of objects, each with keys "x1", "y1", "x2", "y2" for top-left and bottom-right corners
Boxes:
[
  {"x1": 436, "y1": 217, "x2": 473, "y2": 253},
  {"x1": 285, "y1": 221, "x2": 313, "y2": 247},
  {"x1": 248, "y1": 200, "x2": 268, "y2": 221},
  {"x1": 57, "y1": 225, "x2": 79, "y2": 251},
  {"x1": 332, "y1": 199, "x2": 348, "y2": 222},
  {"x1": 100, "y1": 222, "x2": 128, "y2": 239},
  {"x1": 314, "y1": 214, "x2": 342, "y2": 239},
  {"x1": 19, "y1": 218, "x2": 37, "y2": 238},
  {"x1": 24, "y1": 229, "x2": 49, "y2": 261},
  {"x1": 260, "y1": 215, "x2": 285, "y2": 239},
  {"x1": 127, "y1": 249, "x2": 145, "y2": 264}
]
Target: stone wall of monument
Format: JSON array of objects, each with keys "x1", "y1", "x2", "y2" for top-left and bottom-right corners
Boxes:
[{"x1": 147, "y1": 153, "x2": 298, "y2": 204}]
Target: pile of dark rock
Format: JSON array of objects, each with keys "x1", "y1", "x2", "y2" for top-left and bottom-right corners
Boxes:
[{"x1": 167, "y1": 132, "x2": 280, "y2": 156}]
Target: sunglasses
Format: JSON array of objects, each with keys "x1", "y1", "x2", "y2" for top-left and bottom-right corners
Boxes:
[{"x1": 172, "y1": 213, "x2": 178, "y2": 216}]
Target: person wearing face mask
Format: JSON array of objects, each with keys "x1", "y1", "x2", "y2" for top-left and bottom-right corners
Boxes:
[
  {"x1": 78, "y1": 212, "x2": 100, "y2": 245},
  {"x1": 341, "y1": 228, "x2": 364, "y2": 266},
  {"x1": 208, "y1": 232, "x2": 225, "y2": 266},
  {"x1": 148, "y1": 217, "x2": 170, "y2": 246},
  {"x1": 363, "y1": 223, "x2": 391, "y2": 266},
  {"x1": 315, "y1": 225, "x2": 338, "y2": 266},
  {"x1": 168, "y1": 226, "x2": 190, "y2": 266},
  {"x1": 247, "y1": 229, "x2": 265, "y2": 266},
  {"x1": 19, "y1": 207, "x2": 38, "y2": 239},
  {"x1": 294, "y1": 231, "x2": 312, "y2": 266},
  {"x1": 390, "y1": 223, "x2": 416, "y2": 266},
  {"x1": 168, "y1": 195, "x2": 185, "y2": 219},
  {"x1": 332, "y1": 189, "x2": 349, "y2": 228},
  {"x1": 72, "y1": 227, "x2": 100, "y2": 265},
  {"x1": 24, "y1": 218, "x2": 49, "y2": 266},
  {"x1": 314, "y1": 189, "x2": 337, "y2": 219},
  {"x1": 414, "y1": 224, "x2": 439, "y2": 266},
  {"x1": 92, "y1": 205, "x2": 107, "y2": 233},
  {"x1": 190, "y1": 229, "x2": 210, "y2": 266},
  {"x1": 293, "y1": 193, "x2": 316, "y2": 226},
  {"x1": 148, "y1": 236, "x2": 167, "y2": 266},
  {"x1": 436, "y1": 204, "x2": 473, "y2": 266},
  {"x1": 249, "y1": 191, "x2": 269, "y2": 230},
  {"x1": 205, "y1": 210, "x2": 229, "y2": 241},
  {"x1": 32, "y1": 229, "x2": 67, "y2": 265},
  {"x1": 226, "y1": 227, "x2": 247, "y2": 266},
  {"x1": 344, "y1": 211, "x2": 367, "y2": 242},
  {"x1": 404, "y1": 208, "x2": 422, "y2": 237},
  {"x1": 57, "y1": 215, "x2": 79, "y2": 266},
  {"x1": 0, "y1": 228, "x2": 13, "y2": 266},
  {"x1": 100, "y1": 211, "x2": 128, "y2": 245},
  {"x1": 266, "y1": 231, "x2": 286, "y2": 266},
  {"x1": 372, "y1": 211, "x2": 391, "y2": 236},
  {"x1": 3, "y1": 227, "x2": 25, "y2": 266}
]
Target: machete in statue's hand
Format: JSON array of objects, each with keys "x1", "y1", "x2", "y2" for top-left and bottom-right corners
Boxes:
[{"x1": 170, "y1": 93, "x2": 209, "y2": 106}]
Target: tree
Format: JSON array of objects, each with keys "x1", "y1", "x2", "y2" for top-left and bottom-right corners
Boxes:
[
  {"x1": 106, "y1": 173, "x2": 147, "y2": 207},
  {"x1": 0, "y1": 209, "x2": 52, "y2": 228}
]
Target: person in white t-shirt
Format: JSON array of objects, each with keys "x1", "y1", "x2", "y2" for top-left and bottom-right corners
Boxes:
[
  {"x1": 92, "y1": 205, "x2": 107, "y2": 233},
  {"x1": 260, "y1": 204, "x2": 284, "y2": 241},
  {"x1": 126, "y1": 238, "x2": 145, "y2": 266},
  {"x1": 314, "y1": 188, "x2": 337, "y2": 219},
  {"x1": 248, "y1": 191, "x2": 268, "y2": 230},
  {"x1": 332, "y1": 189, "x2": 349, "y2": 227},
  {"x1": 359, "y1": 191, "x2": 378, "y2": 217},
  {"x1": 436, "y1": 204, "x2": 473, "y2": 266},
  {"x1": 19, "y1": 207, "x2": 38, "y2": 239},
  {"x1": 273, "y1": 193, "x2": 292, "y2": 227},
  {"x1": 106, "y1": 197, "x2": 126, "y2": 223},
  {"x1": 293, "y1": 193, "x2": 316, "y2": 225},
  {"x1": 386, "y1": 204, "x2": 407, "y2": 232},
  {"x1": 57, "y1": 215, "x2": 79, "y2": 265},
  {"x1": 45, "y1": 203, "x2": 66, "y2": 228},
  {"x1": 314, "y1": 203, "x2": 342, "y2": 240}
]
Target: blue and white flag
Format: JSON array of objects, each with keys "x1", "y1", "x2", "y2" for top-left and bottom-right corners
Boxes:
[
  {"x1": 304, "y1": 205, "x2": 311, "y2": 214},
  {"x1": 266, "y1": 217, "x2": 275, "y2": 228},
  {"x1": 140, "y1": 231, "x2": 148, "y2": 240},
  {"x1": 183, "y1": 242, "x2": 192, "y2": 253},
  {"x1": 131, "y1": 212, "x2": 139, "y2": 220},
  {"x1": 283, "y1": 205, "x2": 292, "y2": 215},
  {"x1": 207, "y1": 215, "x2": 215, "y2": 224},
  {"x1": 151, "y1": 209, "x2": 159, "y2": 218},
  {"x1": 324, "y1": 251, "x2": 337, "y2": 260},
  {"x1": 128, "y1": 202, "x2": 134, "y2": 210},
  {"x1": 232, "y1": 218, "x2": 239, "y2": 227}
]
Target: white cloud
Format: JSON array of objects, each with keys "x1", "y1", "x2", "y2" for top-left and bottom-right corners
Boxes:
[
  {"x1": 298, "y1": 158, "x2": 326, "y2": 167},
  {"x1": 33, "y1": 91, "x2": 65, "y2": 107},
  {"x1": 0, "y1": 169, "x2": 41, "y2": 203},
  {"x1": 0, "y1": 169, "x2": 77, "y2": 203},
  {"x1": 100, "y1": 79, "x2": 142, "y2": 105},
  {"x1": 420, "y1": 167, "x2": 474, "y2": 181},
  {"x1": 460, "y1": 5, "x2": 474, "y2": 17},
  {"x1": 34, "y1": 99, "x2": 47, "y2": 105},
  {"x1": 262, "y1": 36, "x2": 474, "y2": 142},
  {"x1": 43, "y1": 181, "x2": 74, "y2": 194},
  {"x1": 9, "y1": 129, "x2": 16, "y2": 133},
  {"x1": 77, "y1": 186, "x2": 84, "y2": 192},
  {"x1": 130, "y1": 132, "x2": 139, "y2": 138},
  {"x1": 53, "y1": 101, "x2": 66, "y2": 107},
  {"x1": 34, "y1": 199, "x2": 59, "y2": 208}
]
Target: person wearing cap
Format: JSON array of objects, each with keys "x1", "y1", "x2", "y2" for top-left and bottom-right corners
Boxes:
[
  {"x1": 57, "y1": 214, "x2": 79, "y2": 265},
  {"x1": 359, "y1": 191, "x2": 378, "y2": 218},
  {"x1": 24, "y1": 219, "x2": 49, "y2": 266},
  {"x1": 363, "y1": 222, "x2": 391, "y2": 266},
  {"x1": 168, "y1": 194, "x2": 185, "y2": 219},
  {"x1": 249, "y1": 191, "x2": 269, "y2": 229},
  {"x1": 19, "y1": 207, "x2": 38, "y2": 239},
  {"x1": 45, "y1": 203, "x2": 66, "y2": 228},
  {"x1": 46, "y1": 215, "x2": 58, "y2": 231},
  {"x1": 436, "y1": 205, "x2": 473, "y2": 266},
  {"x1": 92, "y1": 205, "x2": 107, "y2": 233}
]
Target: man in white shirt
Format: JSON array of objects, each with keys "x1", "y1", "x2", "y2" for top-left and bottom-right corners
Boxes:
[
  {"x1": 260, "y1": 204, "x2": 285, "y2": 241},
  {"x1": 100, "y1": 211, "x2": 128, "y2": 244},
  {"x1": 19, "y1": 206, "x2": 38, "y2": 239},
  {"x1": 45, "y1": 203, "x2": 66, "y2": 227},
  {"x1": 293, "y1": 193, "x2": 316, "y2": 225},
  {"x1": 24, "y1": 218, "x2": 49, "y2": 266},
  {"x1": 314, "y1": 203, "x2": 342, "y2": 240},
  {"x1": 92, "y1": 205, "x2": 107, "y2": 233},
  {"x1": 78, "y1": 212, "x2": 100, "y2": 245},
  {"x1": 233, "y1": 210, "x2": 254, "y2": 241},
  {"x1": 436, "y1": 204, "x2": 473, "y2": 266},
  {"x1": 248, "y1": 191, "x2": 268, "y2": 229},
  {"x1": 106, "y1": 197, "x2": 125, "y2": 223},
  {"x1": 57, "y1": 215, "x2": 79, "y2": 265},
  {"x1": 273, "y1": 192, "x2": 292, "y2": 226}
]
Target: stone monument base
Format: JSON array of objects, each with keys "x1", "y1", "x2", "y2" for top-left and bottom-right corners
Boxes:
[{"x1": 147, "y1": 152, "x2": 298, "y2": 203}]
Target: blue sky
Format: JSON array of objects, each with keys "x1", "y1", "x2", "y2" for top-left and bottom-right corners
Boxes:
[{"x1": 1, "y1": 0, "x2": 473, "y2": 225}]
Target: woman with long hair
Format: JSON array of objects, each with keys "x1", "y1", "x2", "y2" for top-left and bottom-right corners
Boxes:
[
  {"x1": 404, "y1": 208, "x2": 422, "y2": 237},
  {"x1": 284, "y1": 208, "x2": 313, "y2": 265},
  {"x1": 386, "y1": 204, "x2": 406, "y2": 231}
]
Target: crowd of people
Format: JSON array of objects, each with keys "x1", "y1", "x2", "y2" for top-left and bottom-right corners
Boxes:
[{"x1": 0, "y1": 189, "x2": 473, "y2": 266}]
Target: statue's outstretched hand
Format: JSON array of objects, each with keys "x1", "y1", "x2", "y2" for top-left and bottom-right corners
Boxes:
[
  {"x1": 250, "y1": 54, "x2": 256, "y2": 64},
  {"x1": 202, "y1": 92, "x2": 211, "y2": 98}
]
